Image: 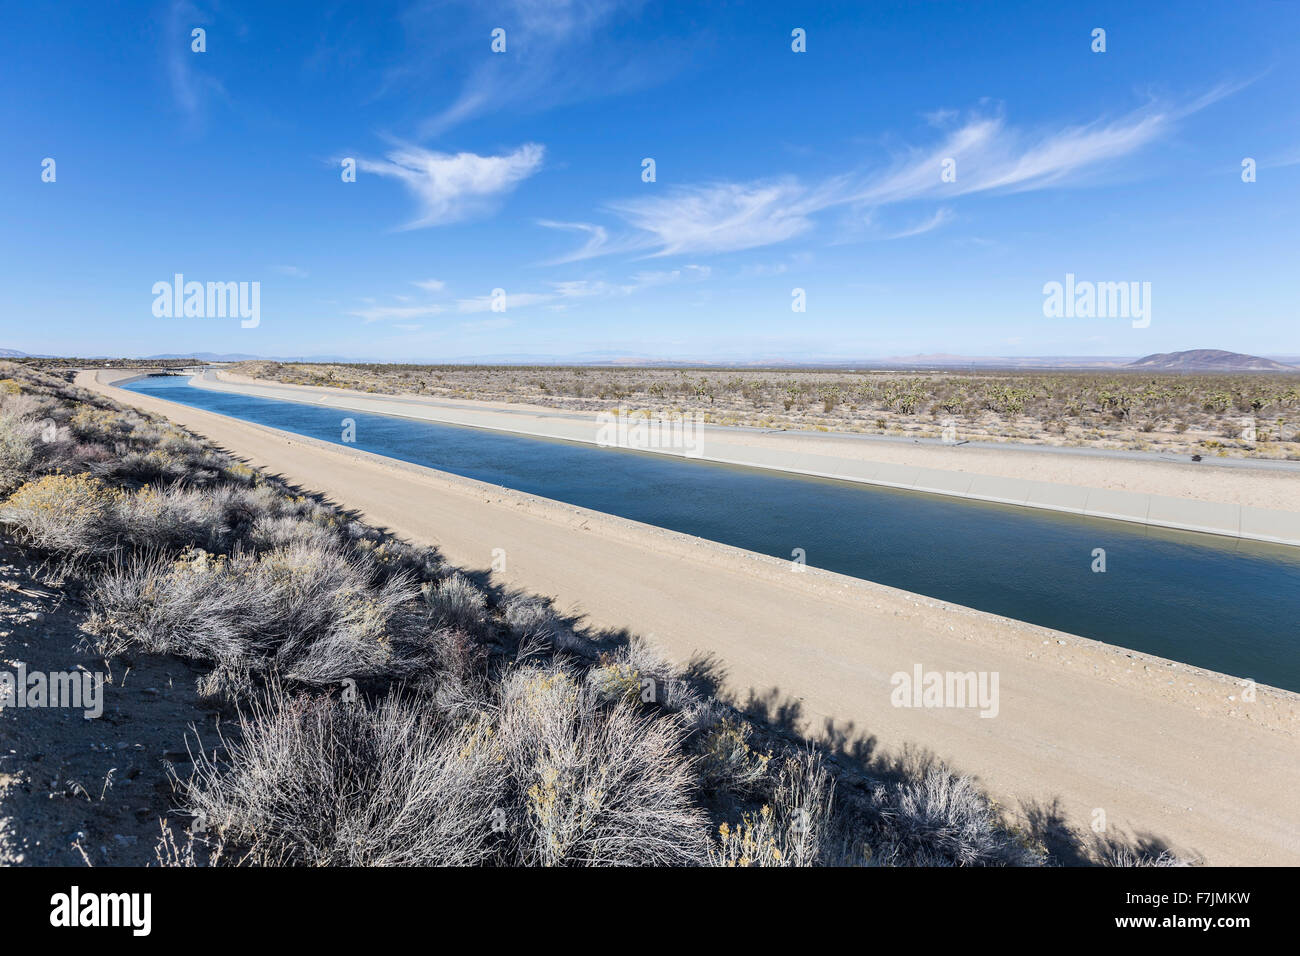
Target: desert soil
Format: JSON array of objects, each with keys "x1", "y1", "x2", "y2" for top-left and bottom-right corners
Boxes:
[{"x1": 0, "y1": 540, "x2": 220, "y2": 866}]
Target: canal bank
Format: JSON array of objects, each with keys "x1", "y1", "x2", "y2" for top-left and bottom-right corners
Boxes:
[{"x1": 194, "y1": 368, "x2": 1300, "y2": 547}]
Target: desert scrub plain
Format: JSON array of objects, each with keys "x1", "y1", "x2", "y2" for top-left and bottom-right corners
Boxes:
[
  {"x1": 225, "y1": 361, "x2": 1300, "y2": 461},
  {"x1": 0, "y1": 362, "x2": 1184, "y2": 866}
]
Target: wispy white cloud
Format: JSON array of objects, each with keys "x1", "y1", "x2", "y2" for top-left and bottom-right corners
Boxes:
[
  {"x1": 737, "y1": 261, "x2": 789, "y2": 278},
  {"x1": 635, "y1": 264, "x2": 711, "y2": 284},
  {"x1": 873, "y1": 208, "x2": 955, "y2": 241},
  {"x1": 359, "y1": 266, "x2": 711, "y2": 321},
  {"x1": 272, "y1": 264, "x2": 309, "y2": 278},
  {"x1": 536, "y1": 220, "x2": 614, "y2": 264},
  {"x1": 350, "y1": 267, "x2": 708, "y2": 323},
  {"x1": 858, "y1": 84, "x2": 1247, "y2": 205},
  {"x1": 410, "y1": 0, "x2": 659, "y2": 137},
  {"x1": 1261, "y1": 147, "x2": 1300, "y2": 169},
  {"x1": 348, "y1": 303, "x2": 447, "y2": 323},
  {"x1": 560, "y1": 90, "x2": 1244, "y2": 260},
  {"x1": 921, "y1": 108, "x2": 959, "y2": 128},
  {"x1": 165, "y1": 0, "x2": 226, "y2": 128},
  {"x1": 456, "y1": 291, "x2": 557, "y2": 313},
  {"x1": 357, "y1": 143, "x2": 545, "y2": 229},
  {"x1": 605, "y1": 179, "x2": 819, "y2": 257}
]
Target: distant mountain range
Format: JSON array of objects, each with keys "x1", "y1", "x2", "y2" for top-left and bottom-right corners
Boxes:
[
  {"x1": 1125, "y1": 349, "x2": 1296, "y2": 371},
  {"x1": 2, "y1": 346, "x2": 1296, "y2": 371},
  {"x1": 878, "y1": 353, "x2": 1137, "y2": 369},
  {"x1": 142, "y1": 352, "x2": 361, "y2": 362}
]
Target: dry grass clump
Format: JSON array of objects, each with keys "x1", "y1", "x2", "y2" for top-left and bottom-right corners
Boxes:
[
  {"x1": 423, "y1": 571, "x2": 487, "y2": 635},
  {"x1": 1, "y1": 473, "x2": 125, "y2": 555},
  {"x1": 152, "y1": 820, "x2": 226, "y2": 867},
  {"x1": 114, "y1": 483, "x2": 232, "y2": 552},
  {"x1": 182, "y1": 670, "x2": 710, "y2": 867},
  {"x1": 0, "y1": 411, "x2": 38, "y2": 493},
  {"x1": 493, "y1": 664, "x2": 709, "y2": 865},
  {"x1": 183, "y1": 687, "x2": 507, "y2": 866},
  {"x1": 707, "y1": 754, "x2": 1047, "y2": 868},
  {"x1": 84, "y1": 543, "x2": 427, "y2": 692},
  {"x1": 0, "y1": 393, "x2": 96, "y2": 494},
  {"x1": 697, "y1": 717, "x2": 774, "y2": 796},
  {"x1": 2, "y1": 475, "x2": 306, "y2": 560},
  {"x1": 711, "y1": 750, "x2": 831, "y2": 866},
  {"x1": 244, "y1": 513, "x2": 340, "y2": 552},
  {"x1": 864, "y1": 767, "x2": 1043, "y2": 866},
  {"x1": 586, "y1": 640, "x2": 674, "y2": 704},
  {"x1": 1098, "y1": 847, "x2": 1190, "y2": 867},
  {"x1": 501, "y1": 592, "x2": 587, "y2": 654}
]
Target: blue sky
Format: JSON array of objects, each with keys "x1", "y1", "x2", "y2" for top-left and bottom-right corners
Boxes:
[{"x1": 2, "y1": 0, "x2": 1297, "y2": 361}]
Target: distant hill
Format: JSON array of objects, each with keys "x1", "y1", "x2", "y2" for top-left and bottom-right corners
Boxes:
[
  {"x1": 1126, "y1": 349, "x2": 1296, "y2": 372},
  {"x1": 0, "y1": 348, "x2": 30, "y2": 358}
]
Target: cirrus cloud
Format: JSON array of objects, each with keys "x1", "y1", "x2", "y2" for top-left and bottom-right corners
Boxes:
[
  {"x1": 555, "y1": 87, "x2": 1247, "y2": 260},
  {"x1": 357, "y1": 143, "x2": 545, "y2": 229}
]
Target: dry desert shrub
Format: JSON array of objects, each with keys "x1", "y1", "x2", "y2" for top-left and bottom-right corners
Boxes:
[
  {"x1": 1096, "y1": 843, "x2": 1193, "y2": 867},
  {"x1": 0, "y1": 410, "x2": 37, "y2": 493},
  {"x1": 423, "y1": 571, "x2": 487, "y2": 634},
  {"x1": 0, "y1": 472, "x2": 124, "y2": 555},
  {"x1": 501, "y1": 592, "x2": 586, "y2": 654},
  {"x1": 113, "y1": 482, "x2": 234, "y2": 552},
  {"x1": 697, "y1": 716, "x2": 773, "y2": 796},
  {"x1": 711, "y1": 749, "x2": 832, "y2": 867},
  {"x1": 84, "y1": 542, "x2": 426, "y2": 688},
  {"x1": 183, "y1": 687, "x2": 506, "y2": 866},
  {"x1": 481, "y1": 663, "x2": 710, "y2": 866},
  {"x1": 865, "y1": 766, "x2": 1044, "y2": 866},
  {"x1": 182, "y1": 670, "x2": 711, "y2": 867}
]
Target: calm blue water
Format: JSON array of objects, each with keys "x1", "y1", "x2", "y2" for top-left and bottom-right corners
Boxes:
[{"x1": 125, "y1": 375, "x2": 1300, "y2": 691}]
